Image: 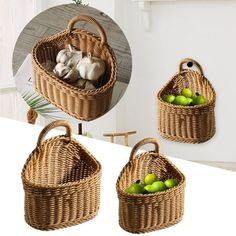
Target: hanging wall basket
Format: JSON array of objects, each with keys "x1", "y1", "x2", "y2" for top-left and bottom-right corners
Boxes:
[
  {"x1": 32, "y1": 15, "x2": 117, "y2": 121},
  {"x1": 116, "y1": 138, "x2": 185, "y2": 233},
  {"x1": 157, "y1": 58, "x2": 216, "y2": 144},
  {"x1": 21, "y1": 120, "x2": 101, "y2": 230}
]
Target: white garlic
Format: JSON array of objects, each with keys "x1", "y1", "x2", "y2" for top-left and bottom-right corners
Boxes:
[
  {"x1": 63, "y1": 67, "x2": 79, "y2": 83},
  {"x1": 71, "y1": 78, "x2": 96, "y2": 90},
  {"x1": 56, "y1": 45, "x2": 82, "y2": 67},
  {"x1": 76, "y1": 53, "x2": 105, "y2": 81},
  {"x1": 84, "y1": 81, "x2": 96, "y2": 90},
  {"x1": 53, "y1": 63, "x2": 70, "y2": 77}
]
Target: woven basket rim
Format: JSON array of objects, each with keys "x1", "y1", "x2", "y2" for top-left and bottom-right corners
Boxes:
[
  {"x1": 116, "y1": 151, "x2": 185, "y2": 199},
  {"x1": 22, "y1": 135, "x2": 102, "y2": 189},
  {"x1": 157, "y1": 69, "x2": 216, "y2": 108},
  {"x1": 32, "y1": 28, "x2": 117, "y2": 96}
]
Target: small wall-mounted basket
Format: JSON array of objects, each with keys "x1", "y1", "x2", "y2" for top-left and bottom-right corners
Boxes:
[
  {"x1": 116, "y1": 138, "x2": 185, "y2": 233},
  {"x1": 32, "y1": 15, "x2": 117, "y2": 121},
  {"x1": 21, "y1": 120, "x2": 101, "y2": 230},
  {"x1": 157, "y1": 58, "x2": 216, "y2": 144}
]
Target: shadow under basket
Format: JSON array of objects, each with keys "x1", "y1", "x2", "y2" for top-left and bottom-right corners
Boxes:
[
  {"x1": 157, "y1": 58, "x2": 216, "y2": 144},
  {"x1": 21, "y1": 120, "x2": 101, "y2": 230},
  {"x1": 32, "y1": 15, "x2": 117, "y2": 121},
  {"x1": 116, "y1": 138, "x2": 185, "y2": 234}
]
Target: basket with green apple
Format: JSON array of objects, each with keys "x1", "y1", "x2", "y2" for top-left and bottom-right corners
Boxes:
[
  {"x1": 157, "y1": 58, "x2": 216, "y2": 143},
  {"x1": 116, "y1": 138, "x2": 185, "y2": 233}
]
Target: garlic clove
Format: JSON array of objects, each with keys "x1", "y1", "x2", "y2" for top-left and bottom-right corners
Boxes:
[
  {"x1": 63, "y1": 67, "x2": 79, "y2": 83},
  {"x1": 84, "y1": 81, "x2": 96, "y2": 90},
  {"x1": 53, "y1": 63, "x2": 71, "y2": 77},
  {"x1": 67, "y1": 51, "x2": 83, "y2": 67},
  {"x1": 71, "y1": 78, "x2": 87, "y2": 89}
]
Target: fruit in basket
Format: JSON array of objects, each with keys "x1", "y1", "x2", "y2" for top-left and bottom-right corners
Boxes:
[
  {"x1": 192, "y1": 95, "x2": 208, "y2": 105},
  {"x1": 151, "y1": 181, "x2": 167, "y2": 192},
  {"x1": 173, "y1": 96, "x2": 188, "y2": 106},
  {"x1": 164, "y1": 178, "x2": 179, "y2": 188},
  {"x1": 144, "y1": 173, "x2": 158, "y2": 185},
  {"x1": 144, "y1": 185, "x2": 154, "y2": 193},
  {"x1": 125, "y1": 183, "x2": 146, "y2": 194},
  {"x1": 163, "y1": 94, "x2": 175, "y2": 104},
  {"x1": 186, "y1": 97, "x2": 193, "y2": 105},
  {"x1": 181, "y1": 88, "x2": 193, "y2": 98}
]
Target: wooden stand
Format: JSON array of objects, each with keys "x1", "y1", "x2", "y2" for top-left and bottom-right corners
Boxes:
[{"x1": 103, "y1": 131, "x2": 137, "y2": 146}]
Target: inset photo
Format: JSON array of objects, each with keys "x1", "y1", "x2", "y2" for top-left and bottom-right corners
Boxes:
[{"x1": 13, "y1": 3, "x2": 132, "y2": 122}]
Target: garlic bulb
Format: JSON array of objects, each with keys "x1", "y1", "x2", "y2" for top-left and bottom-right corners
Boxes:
[
  {"x1": 53, "y1": 63, "x2": 70, "y2": 77},
  {"x1": 84, "y1": 81, "x2": 96, "y2": 90},
  {"x1": 71, "y1": 79, "x2": 96, "y2": 90},
  {"x1": 76, "y1": 53, "x2": 105, "y2": 81},
  {"x1": 56, "y1": 45, "x2": 82, "y2": 67},
  {"x1": 63, "y1": 67, "x2": 79, "y2": 83}
]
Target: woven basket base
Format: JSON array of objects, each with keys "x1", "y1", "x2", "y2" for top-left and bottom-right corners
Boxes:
[
  {"x1": 119, "y1": 216, "x2": 183, "y2": 234},
  {"x1": 36, "y1": 89, "x2": 110, "y2": 121},
  {"x1": 25, "y1": 209, "x2": 99, "y2": 231},
  {"x1": 159, "y1": 128, "x2": 216, "y2": 144}
]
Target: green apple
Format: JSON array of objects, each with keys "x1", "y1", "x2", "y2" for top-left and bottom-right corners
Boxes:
[
  {"x1": 186, "y1": 97, "x2": 193, "y2": 105},
  {"x1": 125, "y1": 183, "x2": 146, "y2": 194},
  {"x1": 181, "y1": 88, "x2": 193, "y2": 98},
  {"x1": 173, "y1": 96, "x2": 188, "y2": 106},
  {"x1": 144, "y1": 173, "x2": 158, "y2": 185},
  {"x1": 164, "y1": 179, "x2": 179, "y2": 188},
  {"x1": 192, "y1": 95, "x2": 208, "y2": 105},
  {"x1": 163, "y1": 94, "x2": 175, "y2": 104},
  {"x1": 144, "y1": 185, "x2": 154, "y2": 193},
  {"x1": 151, "y1": 181, "x2": 166, "y2": 192}
]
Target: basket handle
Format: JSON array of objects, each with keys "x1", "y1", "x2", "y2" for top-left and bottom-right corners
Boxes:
[
  {"x1": 37, "y1": 120, "x2": 72, "y2": 146},
  {"x1": 67, "y1": 15, "x2": 107, "y2": 45},
  {"x1": 129, "y1": 138, "x2": 160, "y2": 161},
  {"x1": 179, "y1": 58, "x2": 204, "y2": 76}
]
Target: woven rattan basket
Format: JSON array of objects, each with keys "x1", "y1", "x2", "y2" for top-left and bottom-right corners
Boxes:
[
  {"x1": 32, "y1": 15, "x2": 117, "y2": 121},
  {"x1": 21, "y1": 120, "x2": 101, "y2": 230},
  {"x1": 157, "y1": 58, "x2": 216, "y2": 143},
  {"x1": 116, "y1": 138, "x2": 185, "y2": 234}
]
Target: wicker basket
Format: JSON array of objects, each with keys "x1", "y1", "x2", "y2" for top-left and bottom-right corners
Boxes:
[
  {"x1": 116, "y1": 138, "x2": 185, "y2": 234},
  {"x1": 32, "y1": 15, "x2": 117, "y2": 121},
  {"x1": 157, "y1": 58, "x2": 216, "y2": 143},
  {"x1": 21, "y1": 120, "x2": 101, "y2": 230}
]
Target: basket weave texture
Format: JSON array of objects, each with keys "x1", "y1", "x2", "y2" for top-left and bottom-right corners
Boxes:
[
  {"x1": 21, "y1": 120, "x2": 101, "y2": 230},
  {"x1": 116, "y1": 138, "x2": 185, "y2": 234},
  {"x1": 157, "y1": 58, "x2": 216, "y2": 143},
  {"x1": 32, "y1": 15, "x2": 117, "y2": 121}
]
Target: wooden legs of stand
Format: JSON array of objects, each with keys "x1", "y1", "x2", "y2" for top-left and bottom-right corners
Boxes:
[{"x1": 103, "y1": 131, "x2": 137, "y2": 146}]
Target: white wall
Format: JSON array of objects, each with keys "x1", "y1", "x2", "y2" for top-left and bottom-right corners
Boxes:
[
  {"x1": 115, "y1": 0, "x2": 236, "y2": 162},
  {"x1": 0, "y1": 0, "x2": 36, "y2": 87}
]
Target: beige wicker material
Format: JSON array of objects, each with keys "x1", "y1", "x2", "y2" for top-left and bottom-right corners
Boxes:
[
  {"x1": 157, "y1": 58, "x2": 216, "y2": 144},
  {"x1": 21, "y1": 120, "x2": 101, "y2": 230},
  {"x1": 32, "y1": 15, "x2": 117, "y2": 121},
  {"x1": 27, "y1": 107, "x2": 38, "y2": 124},
  {"x1": 116, "y1": 138, "x2": 185, "y2": 234}
]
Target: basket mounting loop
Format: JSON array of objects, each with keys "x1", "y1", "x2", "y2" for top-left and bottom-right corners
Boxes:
[
  {"x1": 129, "y1": 138, "x2": 160, "y2": 161},
  {"x1": 179, "y1": 58, "x2": 204, "y2": 76},
  {"x1": 67, "y1": 15, "x2": 107, "y2": 45},
  {"x1": 37, "y1": 120, "x2": 72, "y2": 146}
]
